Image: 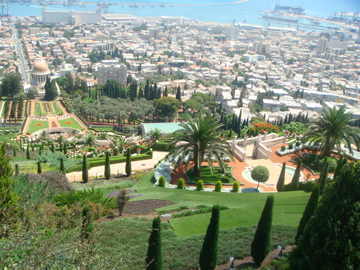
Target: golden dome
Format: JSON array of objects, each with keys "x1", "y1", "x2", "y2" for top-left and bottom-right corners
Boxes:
[{"x1": 33, "y1": 61, "x2": 50, "y2": 74}]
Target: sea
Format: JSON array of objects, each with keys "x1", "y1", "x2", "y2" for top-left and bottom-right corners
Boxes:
[{"x1": 4, "y1": 0, "x2": 360, "y2": 28}]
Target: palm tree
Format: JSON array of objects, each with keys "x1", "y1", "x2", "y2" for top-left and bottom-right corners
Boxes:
[
  {"x1": 83, "y1": 134, "x2": 99, "y2": 148},
  {"x1": 306, "y1": 106, "x2": 360, "y2": 157},
  {"x1": 168, "y1": 112, "x2": 234, "y2": 177}
]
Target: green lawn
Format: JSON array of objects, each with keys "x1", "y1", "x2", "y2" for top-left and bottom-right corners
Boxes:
[
  {"x1": 34, "y1": 102, "x2": 42, "y2": 115},
  {"x1": 186, "y1": 166, "x2": 235, "y2": 184},
  {"x1": 131, "y1": 172, "x2": 310, "y2": 237},
  {"x1": 53, "y1": 102, "x2": 64, "y2": 115},
  {"x1": 42, "y1": 103, "x2": 56, "y2": 114},
  {"x1": 58, "y1": 117, "x2": 84, "y2": 131},
  {"x1": 27, "y1": 120, "x2": 49, "y2": 134}
]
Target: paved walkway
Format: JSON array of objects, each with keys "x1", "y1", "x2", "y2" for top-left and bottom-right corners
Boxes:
[{"x1": 66, "y1": 151, "x2": 168, "y2": 182}]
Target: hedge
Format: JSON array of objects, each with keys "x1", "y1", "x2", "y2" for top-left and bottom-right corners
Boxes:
[{"x1": 151, "y1": 142, "x2": 174, "y2": 152}]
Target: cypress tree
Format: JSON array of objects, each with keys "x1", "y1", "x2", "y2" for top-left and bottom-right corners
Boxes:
[
  {"x1": 289, "y1": 163, "x2": 360, "y2": 270},
  {"x1": 290, "y1": 160, "x2": 301, "y2": 191},
  {"x1": 64, "y1": 143, "x2": 68, "y2": 154},
  {"x1": 295, "y1": 184, "x2": 320, "y2": 243},
  {"x1": 319, "y1": 161, "x2": 329, "y2": 196},
  {"x1": 146, "y1": 217, "x2": 162, "y2": 270},
  {"x1": 82, "y1": 154, "x2": 88, "y2": 183},
  {"x1": 276, "y1": 162, "x2": 286, "y2": 192},
  {"x1": 81, "y1": 206, "x2": 93, "y2": 240},
  {"x1": 13, "y1": 147, "x2": 16, "y2": 157},
  {"x1": 60, "y1": 157, "x2": 65, "y2": 175},
  {"x1": 199, "y1": 205, "x2": 220, "y2": 270},
  {"x1": 26, "y1": 146, "x2": 30, "y2": 160},
  {"x1": 333, "y1": 156, "x2": 347, "y2": 179},
  {"x1": 105, "y1": 151, "x2": 111, "y2": 180},
  {"x1": 0, "y1": 143, "x2": 19, "y2": 224},
  {"x1": 251, "y1": 195, "x2": 274, "y2": 265},
  {"x1": 125, "y1": 148, "x2": 131, "y2": 177},
  {"x1": 176, "y1": 86, "x2": 182, "y2": 102},
  {"x1": 50, "y1": 143, "x2": 55, "y2": 153},
  {"x1": 14, "y1": 164, "x2": 19, "y2": 176},
  {"x1": 37, "y1": 161, "x2": 42, "y2": 174}
]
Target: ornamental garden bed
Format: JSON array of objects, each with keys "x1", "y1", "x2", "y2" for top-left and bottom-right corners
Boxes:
[
  {"x1": 27, "y1": 120, "x2": 49, "y2": 134},
  {"x1": 185, "y1": 166, "x2": 236, "y2": 184},
  {"x1": 58, "y1": 117, "x2": 84, "y2": 131}
]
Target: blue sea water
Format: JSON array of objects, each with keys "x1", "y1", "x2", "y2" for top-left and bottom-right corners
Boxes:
[{"x1": 5, "y1": 0, "x2": 360, "y2": 26}]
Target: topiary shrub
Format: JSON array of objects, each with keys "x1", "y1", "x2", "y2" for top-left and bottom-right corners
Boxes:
[
  {"x1": 177, "y1": 178, "x2": 185, "y2": 189},
  {"x1": 281, "y1": 146, "x2": 286, "y2": 151},
  {"x1": 296, "y1": 141, "x2": 301, "y2": 147},
  {"x1": 215, "y1": 180, "x2": 222, "y2": 192},
  {"x1": 197, "y1": 180, "x2": 204, "y2": 191},
  {"x1": 288, "y1": 143, "x2": 294, "y2": 150},
  {"x1": 232, "y1": 181, "x2": 240, "y2": 192},
  {"x1": 158, "y1": 176, "x2": 166, "y2": 187}
]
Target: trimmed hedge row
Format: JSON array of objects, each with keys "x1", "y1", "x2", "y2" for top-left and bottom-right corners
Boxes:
[
  {"x1": 65, "y1": 152, "x2": 153, "y2": 173},
  {"x1": 151, "y1": 142, "x2": 174, "y2": 152}
]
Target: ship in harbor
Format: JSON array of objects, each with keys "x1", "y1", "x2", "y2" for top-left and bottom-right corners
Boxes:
[
  {"x1": 274, "y1": 2, "x2": 305, "y2": 15},
  {"x1": 262, "y1": 14, "x2": 299, "y2": 23}
]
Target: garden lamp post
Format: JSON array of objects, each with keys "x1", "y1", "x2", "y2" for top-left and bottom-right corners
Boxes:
[{"x1": 229, "y1": 255, "x2": 235, "y2": 269}]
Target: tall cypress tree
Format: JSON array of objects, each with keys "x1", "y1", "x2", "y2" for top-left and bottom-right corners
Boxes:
[
  {"x1": 60, "y1": 157, "x2": 65, "y2": 175},
  {"x1": 82, "y1": 154, "x2": 88, "y2": 183},
  {"x1": 0, "y1": 143, "x2": 19, "y2": 224},
  {"x1": 290, "y1": 160, "x2": 301, "y2": 191},
  {"x1": 319, "y1": 161, "x2": 329, "y2": 195},
  {"x1": 14, "y1": 164, "x2": 19, "y2": 176},
  {"x1": 146, "y1": 217, "x2": 162, "y2": 270},
  {"x1": 289, "y1": 163, "x2": 360, "y2": 270},
  {"x1": 81, "y1": 206, "x2": 93, "y2": 240},
  {"x1": 26, "y1": 146, "x2": 30, "y2": 160},
  {"x1": 63, "y1": 143, "x2": 68, "y2": 154},
  {"x1": 276, "y1": 162, "x2": 286, "y2": 192},
  {"x1": 37, "y1": 161, "x2": 42, "y2": 174},
  {"x1": 105, "y1": 151, "x2": 111, "y2": 180},
  {"x1": 199, "y1": 205, "x2": 220, "y2": 270},
  {"x1": 295, "y1": 184, "x2": 320, "y2": 243},
  {"x1": 125, "y1": 148, "x2": 131, "y2": 177},
  {"x1": 176, "y1": 86, "x2": 182, "y2": 102},
  {"x1": 251, "y1": 195, "x2": 274, "y2": 265}
]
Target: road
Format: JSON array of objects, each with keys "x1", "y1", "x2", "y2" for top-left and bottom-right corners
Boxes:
[{"x1": 10, "y1": 24, "x2": 30, "y2": 84}]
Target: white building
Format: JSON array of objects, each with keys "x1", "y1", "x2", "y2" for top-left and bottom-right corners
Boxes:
[
  {"x1": 42, "y1": 7, "x2": 102, "y2": 24},
  {"x1": 31, "y1": 61, "x2": 50, "y2": 96}
]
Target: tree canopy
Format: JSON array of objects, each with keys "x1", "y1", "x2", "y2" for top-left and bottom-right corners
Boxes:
[
  {"x1": 168, "y1": 112, "x2": 234, "y2": 177},
  {"x1": 306, "y1": 106, "x2": 360, "y2": 156},
  {"x1": 1, "y1": 73, "x2": 23, "y2": 97}
]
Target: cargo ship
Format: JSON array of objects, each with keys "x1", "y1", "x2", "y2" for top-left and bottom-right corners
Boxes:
[{"x1": 274, "y1": 3, "x2": 305, "y2": 15}]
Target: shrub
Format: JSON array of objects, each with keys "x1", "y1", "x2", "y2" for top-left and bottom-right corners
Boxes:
[
  {"x1": 319, "y1": 157, "x2": 337, "y2": 173},
  {"x1": 177, "y1": 178, "x2": 185, "y2": 189},
  {"x1": 295, "y1": 141, "x2": 301, "y2": 147},
  {"x1": 288, "y1": 143, "x2": 294, "y2": 150},
  {"x1": 281, "y1": 146, "x2": 286, "y2": 151},
  {"x1": 196, "y1": 180, "x2": 204, "y2": 191},
  {"x1": 232, "y1": 181, "x2": 240, "y2": 192},
  {"x1": 158, "y1": 176, "x2": 166, "y2": 187},
  {"x1": 53, "y1": 187, "x2": 115, "y2": 209},
  {"x1": 215, "y1": 180, "x2": 222, "y2": 192}
]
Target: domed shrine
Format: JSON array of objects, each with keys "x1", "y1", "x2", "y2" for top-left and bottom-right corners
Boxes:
[{"x1": 31, "y1": 61, "x2": 50, "y2": 95}]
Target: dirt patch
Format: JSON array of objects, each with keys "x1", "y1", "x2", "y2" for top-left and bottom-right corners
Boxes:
[{"x1": 123, "y1": 199, "x2": 175, "y2": 215}]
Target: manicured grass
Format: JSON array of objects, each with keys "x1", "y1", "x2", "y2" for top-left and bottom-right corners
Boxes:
[
  {"x1": 187, "y1": 166, "x2": 235, "y2": 184},
  {"x1": 58, "y1": 117, "x2": 84, "y2": 131},
  {"x1": 27, "y1": 120, "x2": 49, "y2": 134},
  {"x1": 92, "y1": 126, "x2": 114, "y2": 132},
  {"x1": 53, "y1": 102, "x2": 64, "y2": 115},
  {"x1": 132, "y1": 171, "x2": 310, "y2": 237}
]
